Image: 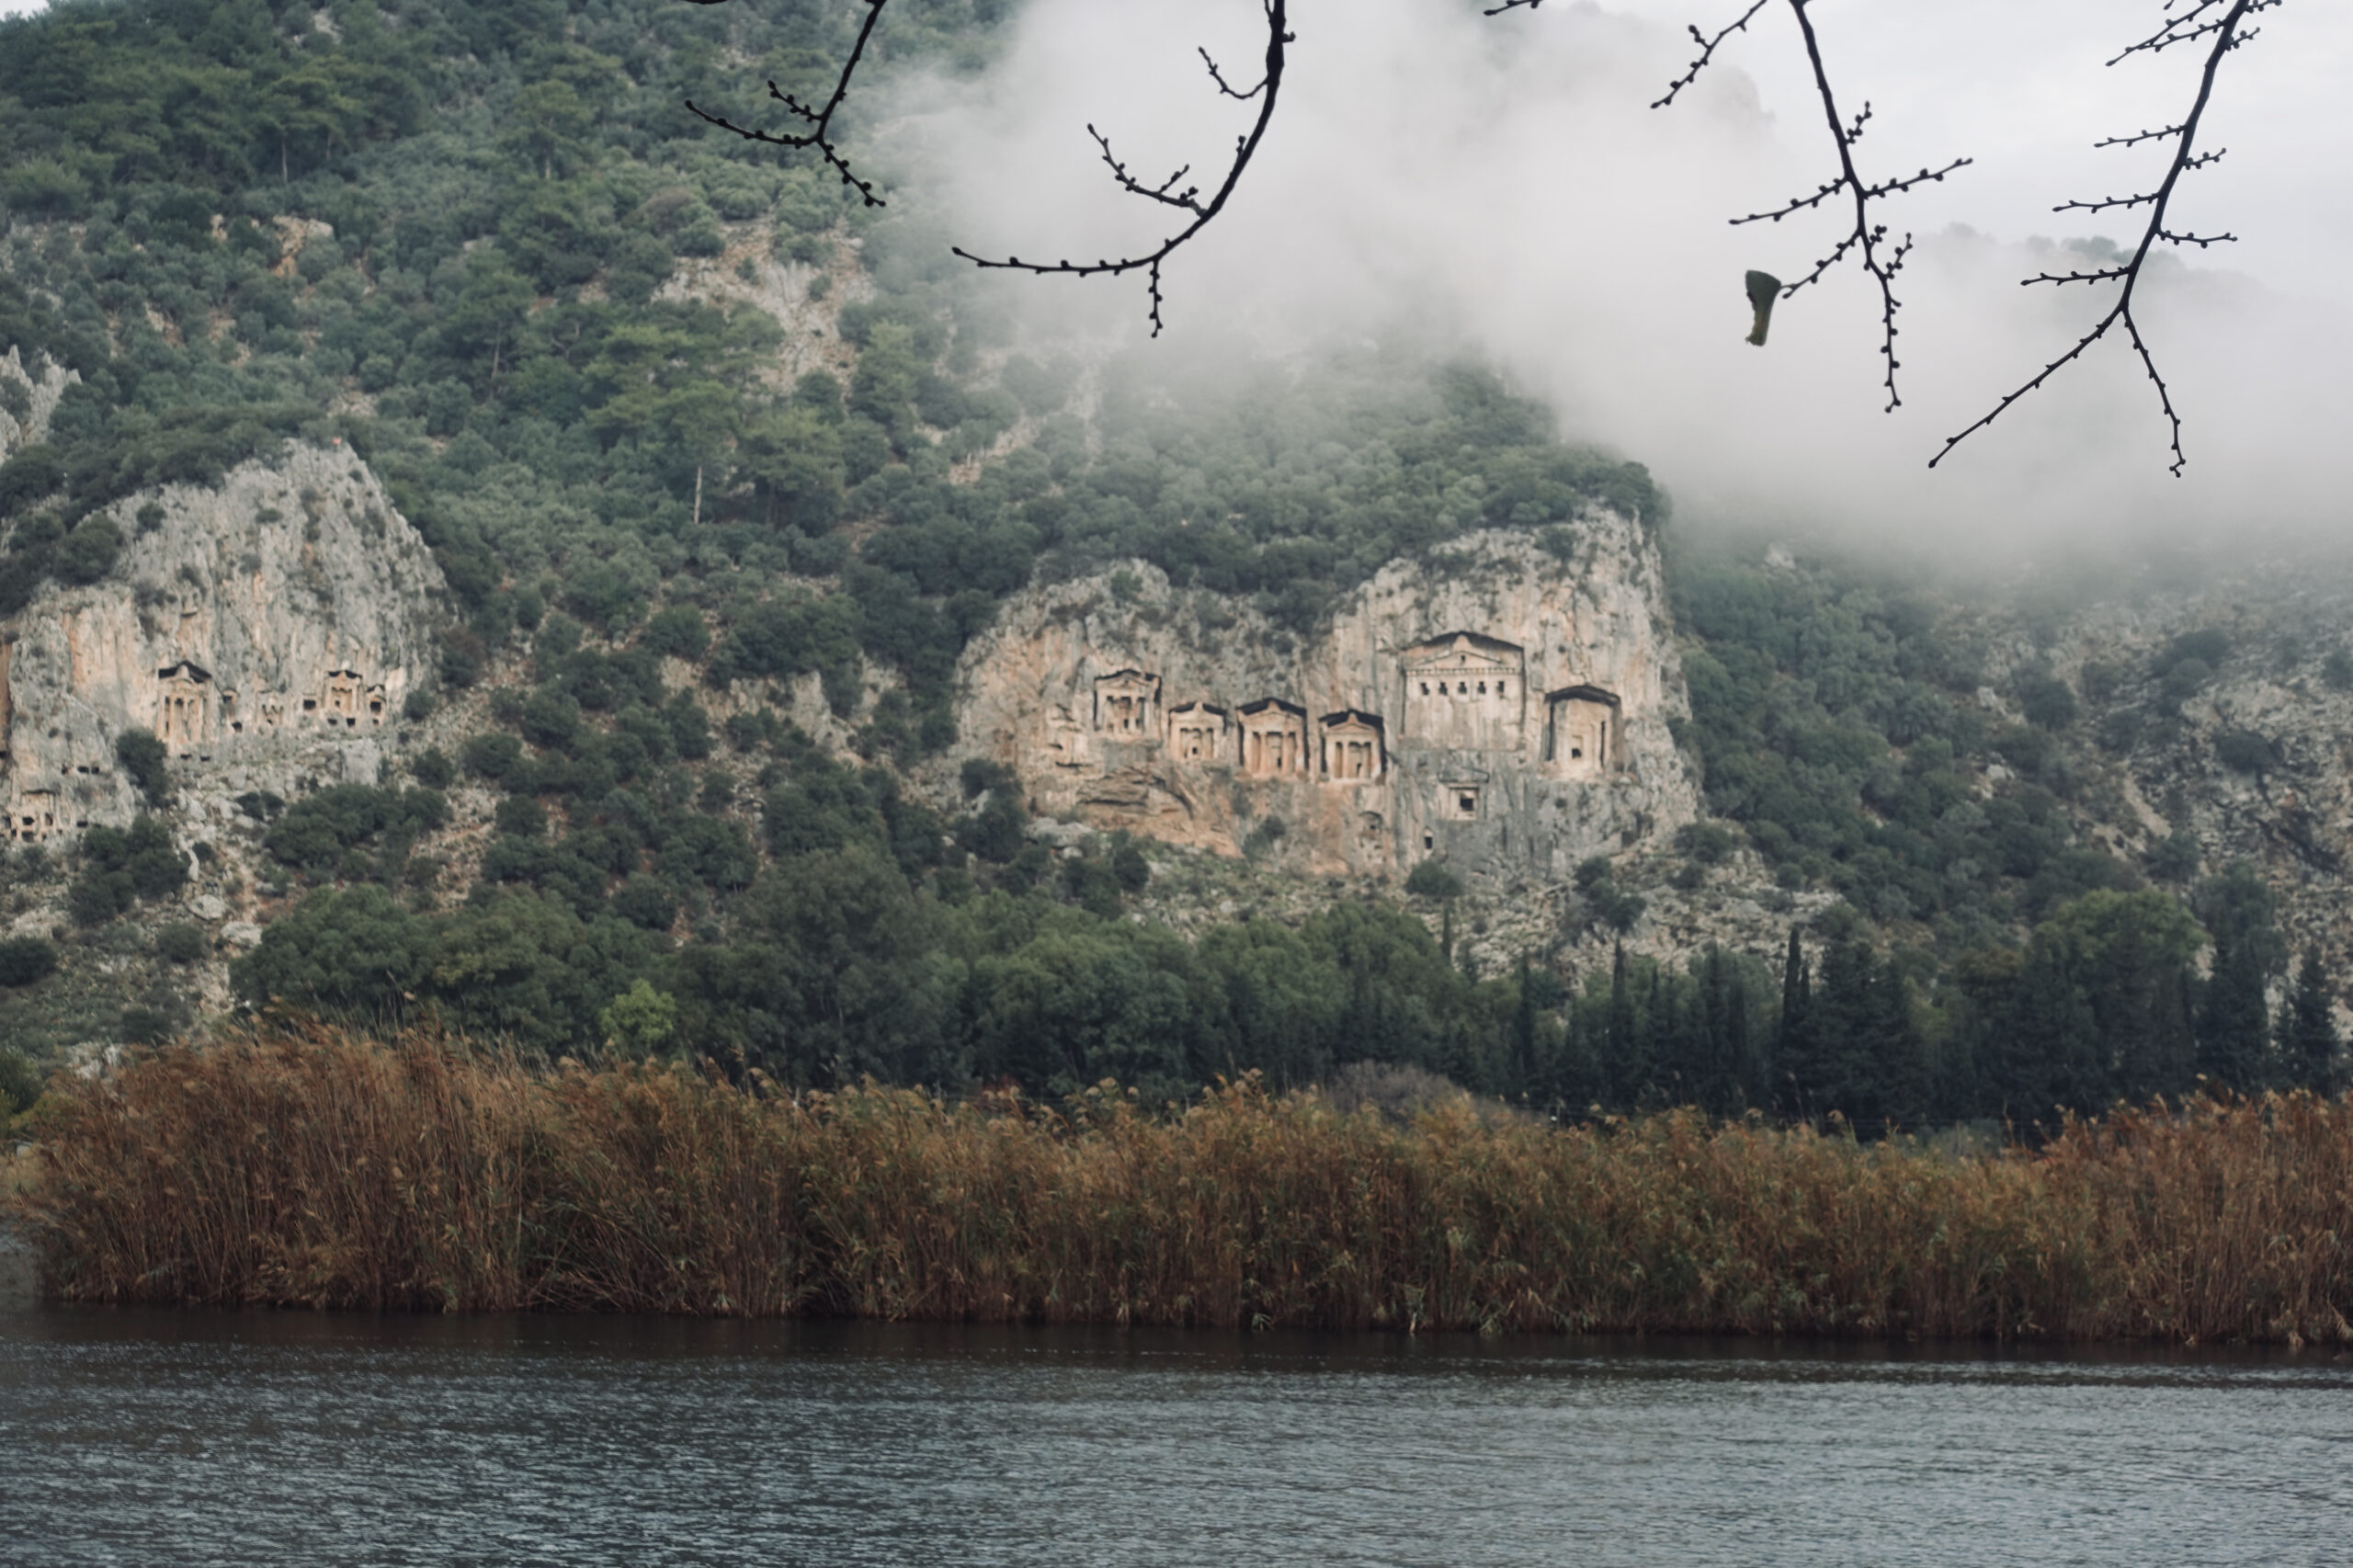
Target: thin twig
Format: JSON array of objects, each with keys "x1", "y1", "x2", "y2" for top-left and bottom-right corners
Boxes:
[
  {"x1": 1650, "y1": 0, "x2": 1971, "y2": 413},
  {"x1": 1933, "y1": 0, "x2": 2277, "y2": 475},
  {"x1": 684, "y1": 0, "x2": 892, "y2": 209},
  {"x1": 1652, "y1": 0, "x2": 1771, "y2": 110},
  {"x1": 950, "y1": 0, "x2": 1292, "y2": 336}
]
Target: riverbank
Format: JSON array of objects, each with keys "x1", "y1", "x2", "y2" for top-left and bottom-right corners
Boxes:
[{"x1": 7, "y1": 1025, "x2": 2350, "y2": 1342}]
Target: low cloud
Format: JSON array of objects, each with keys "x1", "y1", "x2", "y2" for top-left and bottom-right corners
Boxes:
[{"x1": 899, "y1": 0, "x2": 2353, "y2": 563}]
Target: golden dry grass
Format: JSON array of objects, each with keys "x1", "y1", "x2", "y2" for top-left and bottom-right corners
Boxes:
[{"x1": 9, "y1": 1023, "x2": 2351, "y2": 1342}]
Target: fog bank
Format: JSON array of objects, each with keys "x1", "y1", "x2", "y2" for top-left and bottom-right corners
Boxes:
[{"x1": 904, "y1": 0, "x2": 2353, "y2": 562}]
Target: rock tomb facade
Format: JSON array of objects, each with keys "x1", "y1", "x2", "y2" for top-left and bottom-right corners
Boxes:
[
  {"x1": 0, "y1": 443, "x2": 449, "y2": 841},
  {"x1": 950, "y1": 520, "x2": 1701, "y2": 881}
]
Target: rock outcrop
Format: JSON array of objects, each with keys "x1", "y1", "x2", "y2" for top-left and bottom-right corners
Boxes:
[
  {"x1": 951, "y1": 517, "x2": 1701, "y2": 881},
  {"x1": 1, "y1": 442, "x2": 449, "y2": 842},
  {"x1": 0, "y1": 347, "x2": 75, "y2": 464}
]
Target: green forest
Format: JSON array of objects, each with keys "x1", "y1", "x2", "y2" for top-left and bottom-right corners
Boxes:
[{"x1": 0, "y1": 0, "x2": 2336, "y2": 1130}]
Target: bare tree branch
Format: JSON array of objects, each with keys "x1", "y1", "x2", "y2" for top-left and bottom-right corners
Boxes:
[
  {"x1": 949, "y1": 0, "x2": 1292, "y2": 337},
  {"x1": 1932, "y1": 0, "x2": 2279, "y2": 476},
  {"x1": 1631, "y1": 0, "x2": 1972, "y2": 413},
  {"x1": 683, "y1": 0, "x2": 892, "y2": 209},
  {"x1": 1652, "y1": 1, "x2": 1771, "y2": 110}
]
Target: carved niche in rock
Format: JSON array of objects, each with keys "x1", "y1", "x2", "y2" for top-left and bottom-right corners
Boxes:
[
  {"x1": 155, "y1": 661, "x2": 212, "y2": 753},
  {"x1": 1044, "y1": 704, "x2": 1091, "y2": 770},
  {"x1": 1238, "y1": 699, "x2": 1310, "y2": 778},
  {"x1": 1543, "y1": 685, "x2": 1621, "y2": 779},
  {"x1": 10, "y1": 788, "x2": 57, "y2": 843},
  {"x1": 1093, "y1": 670, "x2": 1161, "y2": 739},
  {"x1": 1399, "y1": 632, "x2": 1526, "y2": 752},
  {"x1": 319, "y1": 667, "x2": 365, "y2": 728},
  {"x1": 1319, "y1": 710, "x2": 1386, "y2": 782},
  {"x1": 1167, "y1": 701, "x2": 1230, "y2": 764}
]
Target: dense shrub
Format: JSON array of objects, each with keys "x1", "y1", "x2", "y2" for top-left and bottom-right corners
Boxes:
[
  {"x1": 1404, "y1": 860, "x2": 1464, "y2": 901},
  {"x1": 0, "y1": 936, "x2": 59, "y2": 986},
  {"x1": 113, "y1": 728, "x2": 169, "y2": 808},
  {"x1": 263, "y1": 786, "x2": 449, "y2": 879},
  {"x1": 70, "y1": 817, "x2": 185, "y2": 925}
]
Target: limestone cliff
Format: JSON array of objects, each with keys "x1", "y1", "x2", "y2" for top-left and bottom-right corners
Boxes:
[
  {"x1": 1, "y1": 442, "x2": 449, "y2": 843},
  {"x1": 950, "y1": 517, "x2": 1701, "y2": 881},
  {"x1": 1982, "y1": 563, "x2": 2353, "y2": 977}
]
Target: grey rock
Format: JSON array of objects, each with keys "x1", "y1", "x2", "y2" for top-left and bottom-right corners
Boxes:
[
  {"x1": 0, "y1": 442, "x2": 449, "y2": 846},
  {"x1": 949, "y1": 518, "x2": 1700, "y2": 886},
  {"x1": 0, "y1": 345, "x2": 76, "y2": 463}
]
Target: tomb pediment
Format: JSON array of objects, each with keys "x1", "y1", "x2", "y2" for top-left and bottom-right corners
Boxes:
[
  {"x1": 1402, "y1": 631, "x2": 1522, "y2": 676},
  {"x1": 1544, "y1": 684, "x2": 1622, "y2": 777},
  {"x1": 1167, "y1": 701, "x2": 1230, "y2": 763},
  {"x1": 1319, "y1": 710, "x2": 1386, "y2": 781},
  {"x1": 1092, "y1": 669, "x2": 1162, "y2": 737},
  {"x1": 1399, "y1": 633, "x2": 1527, "y2": 750},
  {"x1": 1237, "y1": 698, "x2": 1309, "y2": 778}
]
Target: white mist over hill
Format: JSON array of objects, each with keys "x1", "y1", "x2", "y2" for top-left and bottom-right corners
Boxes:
[{"x1": 904, "y1": 0, "x2": 2353, "y2": 560}]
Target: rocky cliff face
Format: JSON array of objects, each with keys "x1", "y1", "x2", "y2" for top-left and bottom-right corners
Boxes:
[
  {"x1": 1, "y1": 442, "x2": 449, "y2": 845},
  {"x1": 1985, "y1": 563, "x2": 2353, "y2": 974},
  {"x1": 950, "y1": 517, "x2": 1702, "y2": 881}
]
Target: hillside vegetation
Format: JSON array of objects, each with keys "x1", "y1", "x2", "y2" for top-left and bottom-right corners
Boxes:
[{"x1": 0, "y1": 0, "x2": 2342, "y2": 1126}]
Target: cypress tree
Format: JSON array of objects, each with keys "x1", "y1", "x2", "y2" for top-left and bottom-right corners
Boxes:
[
  {"x1": 2195, "y1": 864, "x2": 2285, "y2": 1094},
  {"x1": 2277, "y1": 947, "x2": 2337, "y2": 1093},
  {"x1": 1694, "y1": 947, "x2": 1742, "y2": 1115},
  {"x1": 1725, "y1": 966, "x2": 1758, "y2": 1113},
  {"x1": 1812, "y1": 937, "x2": 1882, "y2": 1130},
  {"x1": 1871, "y1": 957, "x2": 1929, "y2": 1134},
  {"x1": 2198, "y1": 921, "x2": 2273, "y2": 1093},
  {"x1": 1775, "y1": 927, "x2": 1813, "y2": 1119},
  {"x1": 1513, "y1": 953, "x2": 1538, "y2": 1093},
  {"x1": 2000, "y1": 936, "x2": 2097, "y2": 1123},
  {"x1": 1605, "y1": 940, "x2": 1641, "y2": 1108}
]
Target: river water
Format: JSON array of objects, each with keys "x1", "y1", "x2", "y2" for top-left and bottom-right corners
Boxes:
[{"x1": 1, "y1": 1305, "x2": 2347, "y2": 1566}]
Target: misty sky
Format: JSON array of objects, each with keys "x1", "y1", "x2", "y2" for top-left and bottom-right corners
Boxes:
[
  {"x1": 7, "y1": 0, "x2": 2349, "y2": 554},
  {"x1": 914, "y1": 0, "x2": 2353, "y2": 557}
]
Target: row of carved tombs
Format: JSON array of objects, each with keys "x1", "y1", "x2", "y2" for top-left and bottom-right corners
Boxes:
[
  {"x1": 153, "y1": 661, "x2": 389, "y2": 752},
  {"x1": 1131, "y1": 683, "x2": 1386, "y2": 781},
  {"x1": 1087, "y1": 636, "x2": 1621, "y2": 781}
]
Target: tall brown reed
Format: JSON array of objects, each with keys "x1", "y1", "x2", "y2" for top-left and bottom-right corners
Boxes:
[{"x1": 13, "y1": 1024, "x2": 2351, "y2": 1343}]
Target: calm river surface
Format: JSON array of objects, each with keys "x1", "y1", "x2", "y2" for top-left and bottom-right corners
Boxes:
[{"x1": 1, "y1": 1305, "x2": 2348, "y2": 1566}]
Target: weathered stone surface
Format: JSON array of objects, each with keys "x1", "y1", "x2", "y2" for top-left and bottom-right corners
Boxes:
[
  {"x1": 0, "y1": 346, "x2": 75, "y2": 464},
  {"x1": 949, "y1": 516, "x2": 1702, "y2": 881},
  {"x1": 0, "y1": 442, "x2": 449, "y2": 844}
]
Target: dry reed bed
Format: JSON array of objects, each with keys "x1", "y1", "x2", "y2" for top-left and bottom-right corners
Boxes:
[{"x1": 11, "y1": 1026, "x2": 2352, "y2": 1342}]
